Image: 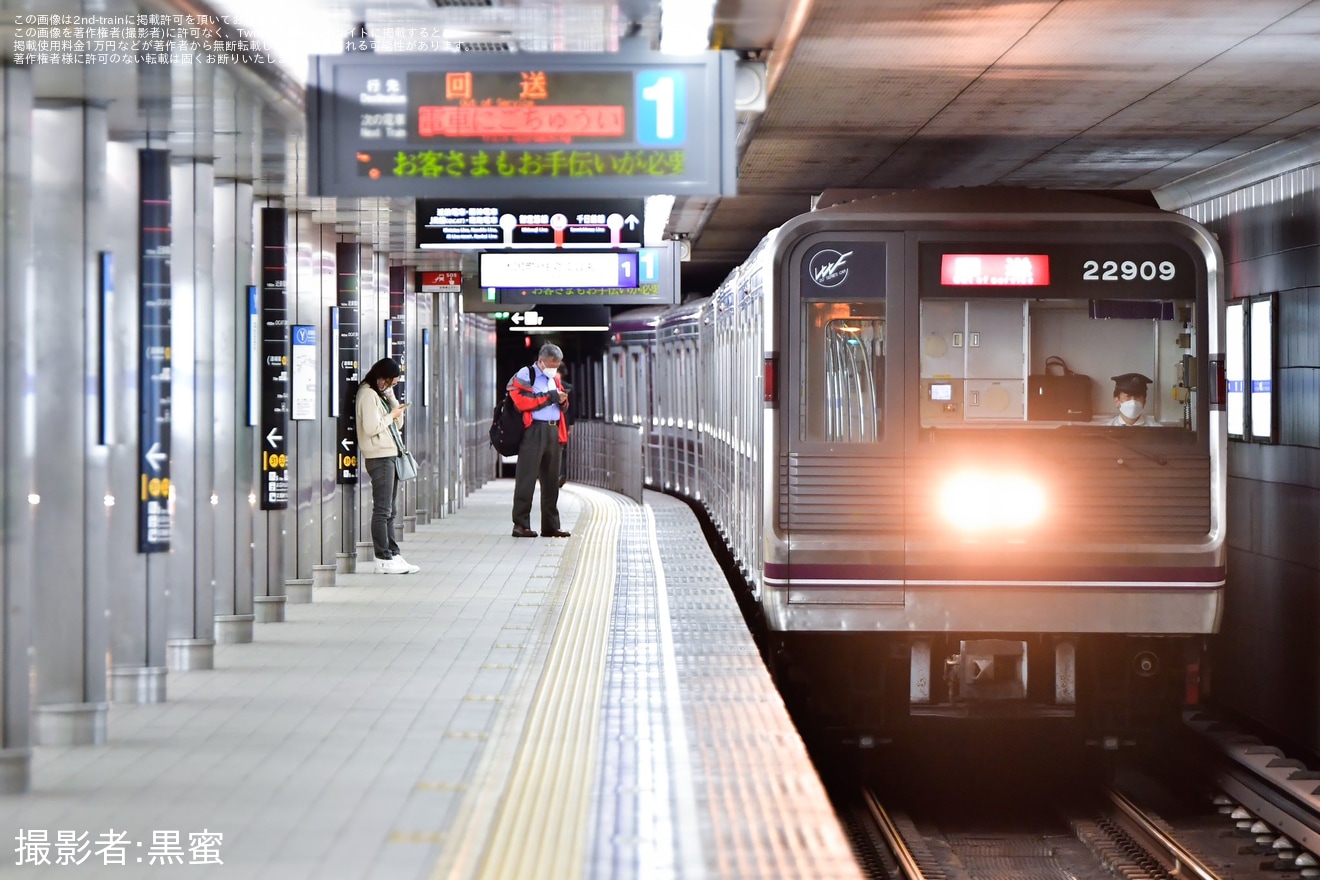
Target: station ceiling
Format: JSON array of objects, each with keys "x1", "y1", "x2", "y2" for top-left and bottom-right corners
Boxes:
[{"x1": 12, "y1": 0, "x2": 1320, "y2": 293}]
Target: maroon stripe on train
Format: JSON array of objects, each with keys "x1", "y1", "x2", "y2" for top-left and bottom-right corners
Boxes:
[
  {"x1": 763, "y1": 562, "x2": 1225, "y2": 585},
  {"x1": 764, "y1": 562, "x2": 903, "y2": 581}
]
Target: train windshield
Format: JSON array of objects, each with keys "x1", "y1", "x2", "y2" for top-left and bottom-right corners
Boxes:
[
  {"x1": 919, "y1": 295, "x2": 1198, "y2": 432},
  {"x1": 802, "y1": 303, "x2": 885, "y2": 442}
]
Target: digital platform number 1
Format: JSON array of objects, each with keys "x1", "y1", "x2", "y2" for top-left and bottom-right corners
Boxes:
[{"x1": 637, "y1": 71, "x2": 687, "y2": 147}]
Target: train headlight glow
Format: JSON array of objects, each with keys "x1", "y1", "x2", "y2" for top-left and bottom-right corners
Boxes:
[{"x1": 939, "y1": 473, "x2": 1046, "y2": 531}]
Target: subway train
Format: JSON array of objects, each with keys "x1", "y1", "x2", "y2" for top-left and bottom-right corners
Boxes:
[{"x1": 602, "y1": 189, "x2": 1227, "y2": 740}]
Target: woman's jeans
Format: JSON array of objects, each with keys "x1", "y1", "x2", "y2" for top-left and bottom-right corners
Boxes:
[{"x1": 365, "y1": 456, "x2": 401, "y2": 560}]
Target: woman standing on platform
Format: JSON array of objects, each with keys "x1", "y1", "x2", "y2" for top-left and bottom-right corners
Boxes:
[{"x1": 356, "y1": 358, "x2": 420, "y2": 574}]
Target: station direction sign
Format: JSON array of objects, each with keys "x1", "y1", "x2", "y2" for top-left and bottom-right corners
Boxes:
[
  {"x1": 138, "y1": 149, "x2": 172, "y2": 552},
  {"x1": 500, "y1": 305, "x2": 611, "y2": 334},
  {"x1": 307, "y1": 50, "x2": 737, "y2": 198},
  {"x1": 480, "y1": 251, "x2": 639, "y2": 289},
  {"x1": 486, "y1": 241, "x2": 680, "y2": 306},
  {"x1": 259, "y1": 208, "x2": 291, "y2": 510},
  {"x1": 418, "y1": 198, "x2": 643, "y2": 250}
]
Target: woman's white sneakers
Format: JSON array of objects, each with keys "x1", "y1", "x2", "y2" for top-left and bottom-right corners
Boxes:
[{"x1": 375, "y1": 555, "x2": 420, "y2": 575}]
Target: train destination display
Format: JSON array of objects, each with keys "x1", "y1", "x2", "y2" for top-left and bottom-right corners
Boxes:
[
  {"x1": 921, "y1": 242, "x2": 1198, "y2": 298},
  {"x1": 307, "y1": 51, "x2": 737, "y2": 198}
]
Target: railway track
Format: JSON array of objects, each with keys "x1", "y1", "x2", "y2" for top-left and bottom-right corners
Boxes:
[
  {"x1": 853, "y1": 784, "x2": 1224, "y2": 880},
  {"x1": 838, "y1": 712, "x2": 1320, "y2": 880}
]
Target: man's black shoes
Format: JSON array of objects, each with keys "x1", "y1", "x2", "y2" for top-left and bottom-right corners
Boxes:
[{"x1": 512, "y1": 525, "x2": 570, "y2": 537}]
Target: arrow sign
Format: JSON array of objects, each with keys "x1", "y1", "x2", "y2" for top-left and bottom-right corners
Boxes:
[
  {"x1": 625, "y1": 214, "x2": 639, "y2": 230},
  {"x1": 512, "y1": 312, "x2": 524, "y2": 324},
  {"x1": 144, "y1": 441, "x2": 167, "y2": 472},
  {"x1": 341, "y1": 437, "x2": 354, "y2": 452},
  {"x1": 266, "y1": 427, "x2": 283, "y2": 448}
]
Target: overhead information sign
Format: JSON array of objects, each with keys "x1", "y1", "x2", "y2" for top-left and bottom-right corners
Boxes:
[
  {"x1": 417, "y1": 198, "x2": 643, "y2": 250},
  {"x1": 480, "y1": 251, "x2": 639, "y2": 289},
  {"x1": 489, "y1": 242, "x2": 680, "y2": 306},
  {"x1": 307, "y1": 51, "x2": 737, "y2": 198},
  {"x1": 501, "y1": 305, "x2": 611, "y2": 334}
]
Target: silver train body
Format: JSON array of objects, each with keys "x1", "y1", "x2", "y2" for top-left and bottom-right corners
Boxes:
[{"x1": 605, "y1": 189, "x2": 1226, "y2": 731}]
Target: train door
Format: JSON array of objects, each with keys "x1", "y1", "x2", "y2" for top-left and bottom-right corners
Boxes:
[{"x1": 775, "y1": 232, "x2": 907, "y2": 620}]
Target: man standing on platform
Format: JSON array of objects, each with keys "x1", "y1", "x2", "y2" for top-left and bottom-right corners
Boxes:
[{"x1": 508, "y1": 343, "x2": 571, "y2": 538}]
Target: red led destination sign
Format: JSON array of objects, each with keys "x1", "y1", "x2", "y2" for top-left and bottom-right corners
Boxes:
[
  {"x1": 307, "y1": 52, "x2": 738, "y2": 198},
  {"x1": 940, "y1": 254, "x2": 1050, "y2": 286}
]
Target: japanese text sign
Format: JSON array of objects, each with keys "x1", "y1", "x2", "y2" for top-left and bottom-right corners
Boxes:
[{"x1": 307, "y1": 50, "x2": 737, "y2": 198}]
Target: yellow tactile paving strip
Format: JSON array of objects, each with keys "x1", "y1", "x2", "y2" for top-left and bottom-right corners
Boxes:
[{"x1": 433, "y1": 486, "x2": 619, "y2": 880}]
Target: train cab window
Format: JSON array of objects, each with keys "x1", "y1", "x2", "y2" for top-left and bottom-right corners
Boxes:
[
  {"x1": 802, "y1": 302, "x2": 885, "y2": 442},
  {"x1": 919, "y1": 296, "x2": 1199, "y2": 431}
]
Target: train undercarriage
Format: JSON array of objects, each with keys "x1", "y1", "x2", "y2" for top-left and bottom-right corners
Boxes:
[{"x1": 767, "y1": 630, "x2": 1207, "y2": 749}]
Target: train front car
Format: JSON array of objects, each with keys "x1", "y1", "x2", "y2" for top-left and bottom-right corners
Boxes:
[{"x1": 764, "y1": 189, "x2": 1226, "y2": 741}]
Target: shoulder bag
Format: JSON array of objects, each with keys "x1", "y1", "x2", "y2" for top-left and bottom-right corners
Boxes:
[
  {"x1": 381, "y1": 394, "x2": 419, "y2": 481},
  {"x1": 389, "y1": 420, "x2": 419, "y2": 481}
]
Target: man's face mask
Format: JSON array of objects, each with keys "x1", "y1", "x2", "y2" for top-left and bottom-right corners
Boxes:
[
  {"x1": 1119, "y1": 399, "x2": 1144, "y2": 420},
  {"x1": 541, "y1": 363, "x2": 559, "y2": 379}
]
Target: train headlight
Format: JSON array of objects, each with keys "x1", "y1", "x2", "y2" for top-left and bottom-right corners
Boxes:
[{"x1": 939, "y1": 472, "x2": 1046, "y2": 531}]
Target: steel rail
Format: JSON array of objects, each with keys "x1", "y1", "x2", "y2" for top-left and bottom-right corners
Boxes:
[
  {"x1": 862, "y1": 788, "x2": 926, "y2": 880},
  {"x1": 1185, "y1": 711, "x2": 1320, "y2": 855},
  {"x1": 1107, "y1": 788, "x2": 1224, "y2": 880}
]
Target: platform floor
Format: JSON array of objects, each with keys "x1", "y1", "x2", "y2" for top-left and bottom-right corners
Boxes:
[{"x1": 1, "y1": 481, "x2": 860, "y2": 879}]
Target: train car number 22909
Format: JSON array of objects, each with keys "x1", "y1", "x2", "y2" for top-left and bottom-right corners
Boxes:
[{"x1": 1082, "y1": 259, "x2": 1177, "y2": 282}]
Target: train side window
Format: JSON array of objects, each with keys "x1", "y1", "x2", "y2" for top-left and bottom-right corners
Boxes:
[{"x1": 802, "y1": 302, "x2": 885, "y2": 442}]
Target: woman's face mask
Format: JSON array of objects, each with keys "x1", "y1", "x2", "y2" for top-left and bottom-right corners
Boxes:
[{"x1": 1119, "y1": 399, "x2": 1144, "y2": 420}]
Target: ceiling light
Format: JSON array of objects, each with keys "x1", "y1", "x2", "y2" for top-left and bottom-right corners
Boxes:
[
  {"x1": 644, "y1": 195, "x2": 675, "y2": 246},
  {"x1": 659, "y1": 0, "x2": 714, "y2": 54}
]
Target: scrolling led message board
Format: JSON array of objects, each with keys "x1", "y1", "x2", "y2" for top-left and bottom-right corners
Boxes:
[{"x1": 307, "y1": 51, "x2": 737, "y2": 198}]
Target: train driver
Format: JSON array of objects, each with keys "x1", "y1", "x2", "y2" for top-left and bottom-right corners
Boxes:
[{"x1": 1107, "y1": 373, "x2": 1160, "y2": 427}]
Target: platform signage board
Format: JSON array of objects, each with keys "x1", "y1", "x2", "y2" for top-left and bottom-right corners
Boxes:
[
  {"x1": 417, "y1": 198, "x2": 643, "y2": 250},
  {"x1": 291, "y1": 325, "x2": 317, "y2": 420},
  {"x1": 487, "y1": 242, "x2": 680, "y2": 305},
  {"x1": 334, "y1": 243, "x2": 361, "y2": 484},
  {"x1": 388, "y1": 266, "x2": 408, "y2": 409},
  {"x1": 420, "y1": 270, "x2": 461, "y2": 293},
  {"x1": 480, "y1": 251, "x2": 639, "y2": 289},
  {"x1": 260, "y1": 208, "x2": 290, "y2": 510},
  {"x1": 138, "y1": 148, "x2": 172, "y2": 553},
  {"x1": 499, "y1": 305, "x2": 611, "y2": 335},
  {"x1": 247, "y1": 286, "x2": 259, "y2": 426},
  {"x1": 307, "y1": 50, "x2": 737, "y2": 198}
]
